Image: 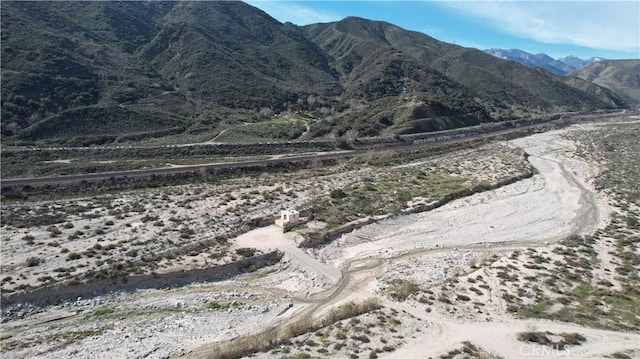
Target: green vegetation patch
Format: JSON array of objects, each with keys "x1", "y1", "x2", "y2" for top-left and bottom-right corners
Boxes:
[
  {"x1": 207, "y1": 301, "x2": 243, "y2": 311},
  {"x1": 517, "y1": 331, "x2": 586, "y2": 350},
  {"x1": 312, "y1": 169, "x2": 473, "y2": 230},
  {"x1": 386, "y1": 278, "x2": 421, "y2": 301},
  {"x1": 84, "y1": 306, "x2": 116, "y2": 320}
]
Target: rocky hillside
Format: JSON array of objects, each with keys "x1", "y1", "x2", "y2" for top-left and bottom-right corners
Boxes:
[
  {"x1": 571, "y1": 60, "x2": 640, "y2": 105},
  {"x1": 0, "y1": 1, "x2": 627, "y2": 146},
  {"x1": 305, "y1": 18, "x2": 625, "y2": 135}
]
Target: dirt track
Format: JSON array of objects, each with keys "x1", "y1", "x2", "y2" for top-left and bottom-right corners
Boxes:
[
  {"x1": 3, "y1": 120, "x2": 638, "y2": 359},
  {"x1": 0, "y1": 121, "x2": 555, "y2": 187},
  {"x1": 185, "y1": 126, "x2": 638, "y2": 358}
]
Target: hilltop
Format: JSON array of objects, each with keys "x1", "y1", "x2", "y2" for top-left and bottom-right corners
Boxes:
[
  {"x1": 571, "y1": 60, "x2": 640, "y2": 105},
  {"x1": 0, "y1": 1, "x2": 626, "y2": 146}
]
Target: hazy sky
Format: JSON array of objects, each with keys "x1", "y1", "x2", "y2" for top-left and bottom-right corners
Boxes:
[{"x1": 246, "y1": 1, "x2": 640, "y2": 59}]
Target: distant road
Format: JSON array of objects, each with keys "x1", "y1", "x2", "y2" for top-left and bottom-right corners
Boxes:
[
  {"x1": 0, "y1": 149, "x2": 355, "y2": 187},
  {"x1": 0, "y1": 111, "x2": 625, "y2": 188}
]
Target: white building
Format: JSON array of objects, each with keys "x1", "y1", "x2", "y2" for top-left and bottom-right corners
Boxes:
[{"x1": 275, "y1": 209, "x2": 300, "y2": 227}]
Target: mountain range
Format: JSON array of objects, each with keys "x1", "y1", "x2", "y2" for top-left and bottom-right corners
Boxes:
[
  {"x1": 483, "y1": 49, "x2": 604, "y2": 75},
  {"x1": 571, "y1": 60, "x2": 640, "y2": 105},
  {"x1": 0, "y1": 1, "x2": 628, "y2": 146}
]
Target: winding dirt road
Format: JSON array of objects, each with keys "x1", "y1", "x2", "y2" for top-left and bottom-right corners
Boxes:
[{"x1": 184, "y1": 126, "x2": 640, "y2": 358}]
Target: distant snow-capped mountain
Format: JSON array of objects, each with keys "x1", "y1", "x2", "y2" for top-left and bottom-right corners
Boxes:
[
  {"x1": 484, "y1": 49, "x2": 605, "y2": 75},
  {"x1": 558, "y1": 55, "x2": 605, "y2": 70}
]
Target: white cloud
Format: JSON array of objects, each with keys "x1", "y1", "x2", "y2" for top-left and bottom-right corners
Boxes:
[
  {"x1": 245, "y1": 0, "x2": 342, "y2": 25},
  {"x1": 441, "y1": 1, "x2": 640, "y2": 53},
  {"x1": 421, "y1": 26, "x2": 444, "y2": 38}
]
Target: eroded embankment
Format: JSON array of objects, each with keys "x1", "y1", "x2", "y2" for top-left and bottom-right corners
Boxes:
[
  {"x1": 299, "y1": 169, "x2": 536, "y2": 248},
  {"x1": 1, "y1": 251, "x2": 283, "y2": 308},
  {"x1": 318, "y1": 129, "x2": 609, "y2": 268}
]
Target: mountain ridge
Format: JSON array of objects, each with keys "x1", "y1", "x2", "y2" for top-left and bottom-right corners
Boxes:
[
  {"x1": 0, "y1": 1, "x2": 627, "y2": 146},
  {"x1": 484, "y1": 48, "x2": 606, "y2": 75},
  {"x1": 571, "y1": 60, "x2": 640, "y2": 105}
]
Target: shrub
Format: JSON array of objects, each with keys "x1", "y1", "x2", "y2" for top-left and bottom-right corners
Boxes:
[
  {"x1": 330, "y1": 189, "x2": 348, "y2": 199},
  {"x1": 25, "y1": 256, "x2": 41, "y2": 267},
  {"x1": 387, "y1": 278, "x2": 420, "y2": 301},
  {"x1": 236, "y1": 248, "x2": 256, "y2": 257},
  {"x1": 351, "y1": 335, "x2": 370, "y2": 343},
  {"x1": 179, "y1": 226, "x2": 195, "y2": 238},
  {"x1": 517, "y1": 331, "x2": 551, "y2": 345},
  {"x1": 21, "y1": 235, "x2": 35, "y2": 245},
  {"x1": 560, "y1": 333, "x2": 586, "y2": 345},
  {"x1": 48, "y1": 225, "x2": 62, "y2": 237}
]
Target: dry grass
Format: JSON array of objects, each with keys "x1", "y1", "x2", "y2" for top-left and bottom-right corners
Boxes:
[{"x1": 207, "y1": 299, "x2": 382, "y2": 359}]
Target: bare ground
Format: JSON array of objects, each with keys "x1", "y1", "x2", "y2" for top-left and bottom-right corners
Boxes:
[{"x1": 2, "y1": 116, "x2": 639, "y2": 359}]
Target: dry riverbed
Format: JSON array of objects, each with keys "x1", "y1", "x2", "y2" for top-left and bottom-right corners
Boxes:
[{"x1": 2, "y1": 116, "x2": 639, "y2": 359}]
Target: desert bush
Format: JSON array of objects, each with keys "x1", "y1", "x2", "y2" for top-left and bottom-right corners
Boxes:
[
  {"x1": 560, "y1": 332, "x2": 586, "y2": 346},
  {"x1": 25, "y1": 256, "x2": 42, "y2": 267},
  {"x1": 350, "y1": 335, "x2": 370, "y2": 343},
  {"x1": 382, "y1": 345, "x2": 396, "y2": 352},
  {"x1": 517, "y1": 331, "x2": 551, "y2": 345},
  {"x1": 21, "y1": 234, "x2": 35, "y2": 245},
  {"x1": 330, "y1": 189, "x2": 347, "y2": 199},
  {"x1": 48, "y1": 225, "x2": 62, "y2": 237},
  {"x1": 611, "y1": 352, "x2": 632, "y2": 359},
  {"x1": 236, "y1": 248, "x2": 256, "y2": 258},
  {"x1": 387, "y1": 278, "x2": 420, "y2": 301},
  {"x1": 179, "y1": 226, "x2": 195, "y2": 238},
  {"x1": 437, "y1": 294, "x2": 451, "y2": 304},
  {"x1": 141, "y1": 214, "x2": 159, "y2": 223},
  {"x1": 469, "y1": 287, "x2": 483, "y2": 295}
]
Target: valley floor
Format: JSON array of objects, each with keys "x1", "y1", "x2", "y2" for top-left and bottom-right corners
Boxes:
[{"x1": 1, "y1": 117, "x2": 639, "y2": 359}]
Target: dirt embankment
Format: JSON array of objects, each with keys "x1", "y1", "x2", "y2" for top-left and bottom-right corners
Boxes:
[
  {"x1": 1, "y1": 117, "x2": 636, "y2": 359},
  {"x1": 1, "y1": 251, "x2": 283, "y2": 308}
]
